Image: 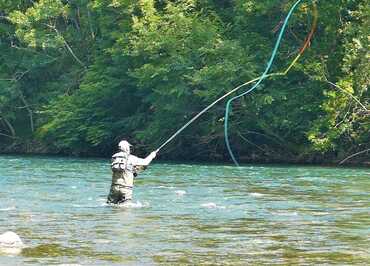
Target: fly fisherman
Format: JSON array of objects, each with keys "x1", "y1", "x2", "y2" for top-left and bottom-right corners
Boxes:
[{"x1": 107, "y1": 140, "x2": 157, "y2": 204}]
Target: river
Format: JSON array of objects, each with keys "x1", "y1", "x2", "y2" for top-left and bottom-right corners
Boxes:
[{"x1": 0, "y1": 155, "x2": 369, "y2": 265}]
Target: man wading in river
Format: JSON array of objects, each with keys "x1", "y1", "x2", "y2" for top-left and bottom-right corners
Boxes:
[{"x1": 107, "y1": 140, "x2": 157, "y2": 204}]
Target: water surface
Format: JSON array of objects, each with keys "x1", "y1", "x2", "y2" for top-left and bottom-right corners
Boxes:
[{"x1": 0, "y1": 155, "x2": 369, "y2": 265}]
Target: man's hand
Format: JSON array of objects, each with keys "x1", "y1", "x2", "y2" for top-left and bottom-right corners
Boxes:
[{"x1": 150, "y1": 151, "x2": 157, "y2": 159}]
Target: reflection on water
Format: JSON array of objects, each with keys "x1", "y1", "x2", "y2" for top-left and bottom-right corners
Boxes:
[{"x1": 0, "y1": 155, "x2": 369, "y2": 265}]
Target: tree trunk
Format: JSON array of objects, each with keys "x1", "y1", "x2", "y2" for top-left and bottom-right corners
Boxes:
[
  {"x1": 18, "y1": 91, "x2": 34, "y2": 133},
  {"x1": 0, "y1": 115, "x2": 16, "y2": 137}
]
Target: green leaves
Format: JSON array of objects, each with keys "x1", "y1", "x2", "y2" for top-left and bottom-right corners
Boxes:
[
  {"x1": 307, "y1": 1, "x2": 369, "y2": 155},
  {"x1": 0, "y1": 0, "x2": 368, "y2": 162},
  {"x1": 8, "y1": 0, "x2": 67, "y2": 49}
]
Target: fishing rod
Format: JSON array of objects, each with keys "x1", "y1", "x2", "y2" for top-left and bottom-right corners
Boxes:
[
  {"x1": 156, "y1": 75, "x2": 264, "y2": 152},
  {"x1": 156, "y1": 0, "x2": 318, "y2": 155}
]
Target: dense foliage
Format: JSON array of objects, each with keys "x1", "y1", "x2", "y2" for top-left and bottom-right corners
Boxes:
[{"x1": 0, "y1": 0, "x2": 368, "y2": 164}]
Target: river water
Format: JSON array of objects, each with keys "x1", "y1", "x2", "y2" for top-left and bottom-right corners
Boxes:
[{"x1": 0, "y1": 155, "x2": 369, "y2": 265}]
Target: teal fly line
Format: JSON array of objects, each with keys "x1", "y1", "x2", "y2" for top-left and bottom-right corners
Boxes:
[
  {"x1": 224, "y1": 0, "x2": 306, "y2": 166},
  {"x1": 156, "y1": 0, "x2": 317, "y2": 158}
]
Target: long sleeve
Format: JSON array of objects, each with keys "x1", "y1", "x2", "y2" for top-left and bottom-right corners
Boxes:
[{"x1": 128, "y1": 153, "x2": 155, "y2": 166}]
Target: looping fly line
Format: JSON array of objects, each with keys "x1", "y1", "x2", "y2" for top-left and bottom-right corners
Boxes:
[
  {"x1": 156, "y1": 1, "x2": 318, "y2": 163},
  {"x1": 225, "y1": 0, "x2": 318, "y2": 166}
]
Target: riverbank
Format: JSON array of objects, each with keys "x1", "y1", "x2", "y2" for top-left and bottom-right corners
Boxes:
[{"x1": 1, "y1": 140, "x2": 368, "y2": 167}]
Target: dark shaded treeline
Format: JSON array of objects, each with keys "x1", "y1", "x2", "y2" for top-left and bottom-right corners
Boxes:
[{"x1": 0, "y1": 0, "x2": 369, "y2": 165}]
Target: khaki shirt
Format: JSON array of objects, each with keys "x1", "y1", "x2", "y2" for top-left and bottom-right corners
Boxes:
[{"x1": 110, "y1": 152, "x2": 153, "y2": 188}]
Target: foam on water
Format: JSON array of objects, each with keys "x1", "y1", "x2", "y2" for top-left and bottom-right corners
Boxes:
[
  {"x1": 0, "y1": 207, "x2": 16, "y2": 211},
  {"x1": 272, "y1": 211, "x2": 298, "y2": 216},
  {"x1": 94, "y1": 239, "x2": 112, "y2": 244},
  {"x1": 175, "y1": 190, "x2": 187, "y2": 196},
  {"x1": 201, "y1": 202, "x2": 226, "y2": 209},
  {"x1": 97, "y1": 197, "x2": 107, "y2": 202},
  {"x1": 155, "y1": 185, "x2": 175, "y2": 189},
  {"x1": 120, "y1": 201, "x2": 149, "y2": 208},
  {"x1": 75, "y1": 198, "x2": 151, "y2": 209},
  {"x1": 249, "y1": 192, "x2": 264, "y2": 198},
  {"x1": 105, "y1": 201, "x2": 150, "y2": 209}
]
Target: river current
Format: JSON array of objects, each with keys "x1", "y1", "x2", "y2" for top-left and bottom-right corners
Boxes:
[{"x1": 0, "y1": 155, "x2": 369, "y2": 265}]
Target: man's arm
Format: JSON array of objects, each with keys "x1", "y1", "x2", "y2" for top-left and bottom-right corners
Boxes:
[{"x1": 129, "y1": 151, "x2": 157, "y2": 166}]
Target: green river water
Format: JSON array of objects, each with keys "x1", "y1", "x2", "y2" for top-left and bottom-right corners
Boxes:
[{"x1": 0, "y1": 155, "x2": 369, "y2": 265}]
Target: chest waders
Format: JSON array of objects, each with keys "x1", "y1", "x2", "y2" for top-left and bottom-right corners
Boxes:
[{"x1": 107, "y1": 152, "x2": 135, "y2": 204}]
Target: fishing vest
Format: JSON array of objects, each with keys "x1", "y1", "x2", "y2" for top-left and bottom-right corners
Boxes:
[{"x1": 111, "y1": 152, "x2": 134, "y2": 173}]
